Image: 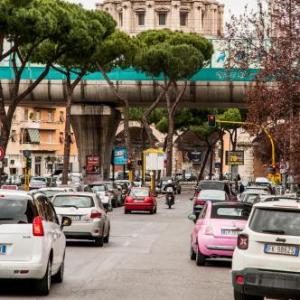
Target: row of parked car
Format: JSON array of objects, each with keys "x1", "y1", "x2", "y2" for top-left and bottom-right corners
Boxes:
[{"x1": 188, "y1": 178, "x2": 300, "y2": 299}]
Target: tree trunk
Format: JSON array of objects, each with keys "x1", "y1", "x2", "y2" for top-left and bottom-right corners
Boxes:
[
  {"x1": 197, "y1": 148, "x2": 210, "y2": 182},
  {"x1": 209, "y1": 147, "x2": 214, "y2": 179},
  {"x1": 62, "y1": 84, "x2": 72, "y2": 185},
  {"x1": 141, "y1": 117, "x2": 155, "y2": 148},
  {"x1": 220, "y1": 132, "x2": 224, "y2": 179},
  {"x1": 166, "y1": 113, "x2": 175, "y2": 176},
  {"x1": 123, "y1": 105, "x2": 132, "y2": 159}
]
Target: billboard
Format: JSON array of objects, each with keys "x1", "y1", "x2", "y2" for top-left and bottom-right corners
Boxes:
[
  {"x1": 113, "y1": 147, "x2": 128, "y2": 165},
  {"x1": 86, "y1": 156, "x2": 100, "y2": 174},
  {"x1": 225, "y1": 151, "x2": 244, "y2": 166}
]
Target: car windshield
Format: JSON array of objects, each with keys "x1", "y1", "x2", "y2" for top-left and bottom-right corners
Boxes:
[
  {"x1": 106, "y1": 183, "x2": 113, "y2": 190},
  {"x1": 91, "y1": 185, "x2": 106, "y2": 192},
  {"x1": 130, "y1": 189, "x2": 149, "y2": 198},
  {"x1": 31, "y1": 177, "x2": 46, "y2": 183},
  {"x1": 0, "y1": 199, "x2": 35, "y2": 224},
  {"x1": 53, "y1": 195, "x2": 94, "y2": 208},
  {"x1": 198, "y1": 190, "x2": 226, "y2": 201},
  {"x1": 211, "y1": 205, "x2": 251, "y2": 220},
  {"x1": 249, "y1": 208, "x2": 300, "y2": 236},
  {"x1": 70, "y1": 175, "x2": 81, "y2": 183}
]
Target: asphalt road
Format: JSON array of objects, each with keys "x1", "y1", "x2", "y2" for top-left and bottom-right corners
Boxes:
[{"x1": 1, "y1": 187, "x2": 234, "y2": 300}]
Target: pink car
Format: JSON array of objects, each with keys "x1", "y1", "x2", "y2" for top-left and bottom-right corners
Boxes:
[{"x1": 189, "y1": 201, "x2": 252, "y2": 266}]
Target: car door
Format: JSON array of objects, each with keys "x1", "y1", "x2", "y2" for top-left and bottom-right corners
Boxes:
[
  {"x1": 95, "y1": 195, "x2": 108, "y2": 235},
  {"x1": 192, "y1": 204, "x2": 208, "y2": 251}
]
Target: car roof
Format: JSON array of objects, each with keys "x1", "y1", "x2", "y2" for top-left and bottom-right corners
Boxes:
[
  {"x1": 131, "y1": 187, "x2": 149, "y2": 190},
  {"x1": 211, "y1": 201, "x2": 251, "y2": 207},
  {"x1": 53, "y1": 192, "x2": 95, "y2": 197},
  {"x1": 39, "y1": 187, "x2": 72, "y2": 191},
  {"x1": 254, "y1": 198, "x2": 300, "y2": 209},
  {"x1": 200, "y1": 189, "x2": 225, "y2": 194},
  {"x1": 0, "y1": 189, "x2": 32, "y2": 200}
]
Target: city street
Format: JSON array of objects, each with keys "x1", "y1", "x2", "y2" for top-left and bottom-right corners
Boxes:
[{"x1": 0, "y1": 187, "x2": 233, "y2": 300}]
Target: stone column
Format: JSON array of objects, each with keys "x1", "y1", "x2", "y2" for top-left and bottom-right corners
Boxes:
[
  {"x1": 145, "y1": 1, "x2": 155, "y2": 30},
  {"x1": 171, "y1": 0, "x2": 180, "y2": 31},
  {"x1": 122, "y1": 1, "x2": 132, "y2": 34},
  {"x1": 193, "y1": 2, "x2": 204, "y2": 34},
  {"x1": 70, "y1": 105, "x2": 121, "y2": 182},
  {"x1": 218, "y1": 5, "x2": 224, "y2": 36}
]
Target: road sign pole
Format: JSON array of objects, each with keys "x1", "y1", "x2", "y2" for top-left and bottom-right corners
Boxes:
[{"x1": 24, "y1": 168, "x2": 30, "y2": 191}]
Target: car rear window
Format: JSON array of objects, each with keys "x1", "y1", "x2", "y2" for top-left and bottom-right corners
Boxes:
[
  {"x1": 42, "y1": 190, "x2": 62, "y2": 198},
  {"x1": 198, "y1": 190, "x2": 226, "y2": 201},
  {"x1": 249, "y1": 208, "x2": 300, "y2": 236},
  {"x1": 91, "y1": 185, "x2": 106, "y2": 192},
  {"x1": 130, "y1": 189, "x2": 149, "y2": 198},
  {"x1": 0, "y1": 199, "x2": 35, "y2": 224},
  {"x1": 31, "y1": 177, "x2": 46, "y2": 183},
  {"x1": 53, "y1": 195, "x2": 94, "y2": 208},
  {"x1": 211, "y1": 205, "x2": 251, "y2": 220},
  {"x1": 199, "y1": 181, "x2": 225, "y2": 191}
]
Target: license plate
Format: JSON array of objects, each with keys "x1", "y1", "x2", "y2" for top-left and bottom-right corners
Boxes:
[
  {"x1": 67, "y1": 215, "x2": 81, "y2": 221},
  {"x1": 264, "y1": 244, "x2": 299, "y2": 256},
  {"x1": 221, "y1": 229, "x2": 241, "y2": 236},
  {"x1": 0, "y1": 245, "x2": 7, "y2": 255}
]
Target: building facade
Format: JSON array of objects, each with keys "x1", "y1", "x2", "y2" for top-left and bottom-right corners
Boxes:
[
  {"x1": 5, "y1": 107, "x2": 79, "y2": 176},
  {"x1": 96, "y1": 0, "x2": 224, "y2": 37}
]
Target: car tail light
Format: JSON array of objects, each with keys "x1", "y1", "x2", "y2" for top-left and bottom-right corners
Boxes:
[
  {"x1": 33, "y1": 216, "x2": 44, "y2": 237},
  {"x1": 90, "y1": 210, "x2": 102, "y2": 219},
  {"x1": 195, "y1": 199, "x2": 205, "y2": 206},
  {"x1": 125, "y1": 196, "x2": 133, "y2": 203},
  {"x1": 204, "y1": 225, "x2": 214, "y2": 236},
  {"x1": 235, "y1": 275, "x2": 245, "y2": 285},
  {"x1": 145, "y1": 197, "x2": 153, "y2": 203},
  {"x1": 237, "y1": 234, "x2": 249, "y2": 250}
]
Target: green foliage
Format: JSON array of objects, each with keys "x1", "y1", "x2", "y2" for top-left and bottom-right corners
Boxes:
[
  {"x1": 156, "y1": 116, "x2": 168, "y2": 133},
  {"x1": 218, "y1": 108, "x2": 243, "y2": 130},
  {"x1": 134, "y1": 29, "x2": 213, "y2": 81},
  {"x1": 95, "y1": 30, "x2": 137, "y2": 72},
  {"x1": 129, "y1": 107, "x2": 143, "y2": 121}
]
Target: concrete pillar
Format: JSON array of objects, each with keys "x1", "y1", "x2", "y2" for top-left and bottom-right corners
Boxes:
[{"x1": 70, "y1": 105, "x2": 121, "y2": 182}]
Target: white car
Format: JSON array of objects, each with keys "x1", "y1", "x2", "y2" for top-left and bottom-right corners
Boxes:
[
  {"x1": 0, "y1": 190, "x2": 71, "y2": 295},
  {"x1": 232, "y1": 198, "x2": 300, "y2": 299},
  {"x1": 52, "y1": 192, "x2": 110, "y2": 247}
]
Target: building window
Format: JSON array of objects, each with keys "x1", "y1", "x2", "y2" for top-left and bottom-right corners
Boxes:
[
  {"x1": 119, "y1": 13, "x2": 123, "y2": 27},
  {"x1": 158, "y1": 13, "x2": 167, "y2": 26},
  {"x1": 24, "y1": 108, "x2": 29, "y2": 121},
  {"x1": 137, "y1": 12, "x2": 145, "y2": 26},
  {"x1": 180, "y1": 12, "x2": 188, "y2": 26},
  {"x1": 11, "y1": 130, "x2": 17, "y2": 142},
  {"x1": 48, "y1": 110, "x2": 54, "y2": 122},
  {"x1": 47, "y1": 132, "x2": 54, "y2": 144},
  {"x1": 59, "y1": 111, "x2": 64, "y2": 122}
]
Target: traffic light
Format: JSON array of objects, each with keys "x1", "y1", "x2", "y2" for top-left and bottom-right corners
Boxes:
[
  {"x1": 208, "y1": 115, "x2": 216, "y2": 127},
  {"x1": 127, "y1": 159, "x2": 133, "y2": 170},
  {"x1": 26, "y1": 157, "x2": 32, "y2": 169}
]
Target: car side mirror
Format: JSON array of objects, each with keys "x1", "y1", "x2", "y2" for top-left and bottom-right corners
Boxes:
[
  {"x1": 188, "y1": 214, "x2": 197, "y2": 222},
  {"x1": 61, "y1": 216, "x2": 72, "y2": 229}
]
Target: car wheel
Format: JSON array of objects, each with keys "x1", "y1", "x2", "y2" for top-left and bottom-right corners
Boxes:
[
  {"x1": 125, "y1": 209, "x2": 130, "y2": 214},
  {"x1": 104, "y1": 226, "x2": 110, "y2": 243},
  {"x1": 36, "y1": 259, "x2": 52, "y2": 295},
  {"x1": 234, "y1": 290, "x2": 263, "y2": 300},
  {"x1": 154, "y1": 207, "x2": 157, "y2": 214},
  {"x1": 150, "y1": 209, "x2": 154, "y2": 214},
  {"x1": 95, "y1": 236, "x2": 104, "y2": 247},
  {"x1": 190, "y1": 245, "x2": 196, "y2": 260},
  {"x1": 195, "y1": 246, "x2": 206, "y2": 266},
  {"x1": 52, "y1": 254, "x2": 64, "y2": 283},
  {"x1": 178, "y1": 189, "x2": 181, "y2": 195}
]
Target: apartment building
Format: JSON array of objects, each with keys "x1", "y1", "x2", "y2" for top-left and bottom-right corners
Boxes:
[{"x1": 5, "y1": 107, "x2": 79, "y2": 176}]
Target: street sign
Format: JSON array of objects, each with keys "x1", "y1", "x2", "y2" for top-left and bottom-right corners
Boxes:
[
  {"x1": 0, "y1": 146, "x2": 4, "y2": 161},
  {"x1": 23, "y1": 150, "x2": 31, "y2": 158},
  {"x1": 225, "y1": 151, "x2": 244, "y2": 166},
  {"x1": 113, "y1": 147, "x2": 128, "y2": 165},
  {"x1": 86, "y1": 155, "x2": 100, "y2": 174},
  {"x1": 188, "y1": 151, "x2": 202, "y2": 163}
]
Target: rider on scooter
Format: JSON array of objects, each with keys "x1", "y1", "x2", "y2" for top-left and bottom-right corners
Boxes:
[{"x1": 164, "y1": 179, "x2": 175, "y2": 204}]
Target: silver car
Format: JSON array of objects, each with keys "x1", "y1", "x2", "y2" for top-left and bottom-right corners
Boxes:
[{"x1": 52, "y1": 192, "x2": 110, "y2": 247}]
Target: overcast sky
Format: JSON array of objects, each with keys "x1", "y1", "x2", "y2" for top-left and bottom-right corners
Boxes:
[{"x1": 67, "y1": 0, "x2": 257, "y2": 22}]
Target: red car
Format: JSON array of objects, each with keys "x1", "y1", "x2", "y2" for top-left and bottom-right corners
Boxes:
[{"x1": 124, "y1": 187, "x2": 157, "y2": 214}]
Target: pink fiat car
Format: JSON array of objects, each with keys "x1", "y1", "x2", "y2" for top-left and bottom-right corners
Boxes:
[{"x1": 189, "y1": 201, "x2": 252, "y2": 266}]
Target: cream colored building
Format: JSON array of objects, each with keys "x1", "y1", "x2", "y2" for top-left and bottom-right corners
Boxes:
[{"x1": 96, "y1": 0, "x2": 224, "y2": 37}]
